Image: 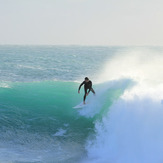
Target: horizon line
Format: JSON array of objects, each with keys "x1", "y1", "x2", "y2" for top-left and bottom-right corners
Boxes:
[{"x1": 0, "y1": 44, "x2": 163, "y2": 47}]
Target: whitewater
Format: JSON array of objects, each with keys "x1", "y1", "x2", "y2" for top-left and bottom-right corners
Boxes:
[{"x1": 0, "y1": 46, "x2": 163, "y2": 163}]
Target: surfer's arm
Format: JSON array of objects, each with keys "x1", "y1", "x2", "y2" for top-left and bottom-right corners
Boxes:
[{"x1": 78, "y1": 81, "x2": 84, "y2": 91}]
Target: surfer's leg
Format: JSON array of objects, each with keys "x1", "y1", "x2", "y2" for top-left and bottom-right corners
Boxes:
[
  {"x1": 83, "y1": 94, "x2": 86, "y2": 104},
  {"x1": 83, "y1": 88, "x2": 87, "y2": 104},
  {"x1": 91, "y1": 88, "x2": 95, "y2": 94}
]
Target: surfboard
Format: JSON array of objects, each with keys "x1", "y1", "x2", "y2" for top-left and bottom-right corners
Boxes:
[{"x1": 73, "y1": 102, "x2": 89, "y2": 109}]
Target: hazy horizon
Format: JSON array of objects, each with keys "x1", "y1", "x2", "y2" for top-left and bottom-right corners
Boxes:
[{"x1": 1, "y1": 0, "x2": 163, "y2": 46}]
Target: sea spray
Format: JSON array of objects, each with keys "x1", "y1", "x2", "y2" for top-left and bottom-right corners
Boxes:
[
  {"x1": 84, "y1": 94, "x2": 163, "y2": 163},
  {"x1": 83, "y1": 47, "x2": 163, "y2": 163}
]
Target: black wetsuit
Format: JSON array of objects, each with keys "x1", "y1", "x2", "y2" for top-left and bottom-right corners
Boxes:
[{"x1": 78, "y1": 80, "x2": 95, "y2": 101}]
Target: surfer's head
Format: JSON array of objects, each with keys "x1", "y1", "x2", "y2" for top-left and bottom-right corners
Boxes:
[{"x1": 85, "y1": 77, "x2": 89, "y2": 82}]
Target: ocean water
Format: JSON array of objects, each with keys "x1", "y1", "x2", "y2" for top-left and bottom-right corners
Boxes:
[{"x1": 0, "y1": 45, "x2": 163, "y2": 163}]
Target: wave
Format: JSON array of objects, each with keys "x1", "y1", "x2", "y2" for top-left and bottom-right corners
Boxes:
[
  {"x1": 1, "y1": 76, "x2": 162, "y2": 162},
  {"x1": 0, "y1": 79, "x2": 133, "y2": 162}
]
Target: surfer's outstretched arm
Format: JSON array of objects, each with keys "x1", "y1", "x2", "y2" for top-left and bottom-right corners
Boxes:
[{"x1": 78, "y1": 81, "x2": 85, "y2": 93}]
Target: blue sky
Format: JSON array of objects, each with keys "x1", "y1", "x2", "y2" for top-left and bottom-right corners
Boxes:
[{"x1": 0, "y1": 0, "x2": 163, "y2": 45}]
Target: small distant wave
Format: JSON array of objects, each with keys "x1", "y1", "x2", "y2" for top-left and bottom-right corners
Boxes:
[
  {"x1": 0, "y1": 82, "x2": 11, "y2": 88},
  {"x1": 17, "y1": 64, "x2": 45, "y2": 70}
]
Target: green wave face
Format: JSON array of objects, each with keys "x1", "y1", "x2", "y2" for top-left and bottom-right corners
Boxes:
[
  {"x1": 0, "y1": 80, "x2": 132, "y2": 162},
  {"x1": 0, "y1": 81, "x2": 93, "y2": 136}
]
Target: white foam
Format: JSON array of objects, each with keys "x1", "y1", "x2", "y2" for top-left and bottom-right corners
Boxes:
[
  {"x1": 53, "y1": 128, "x2": 67, "y2": 137},
  {"x1": 84, "y1": 87, "x2": 163, "y2": 163}
]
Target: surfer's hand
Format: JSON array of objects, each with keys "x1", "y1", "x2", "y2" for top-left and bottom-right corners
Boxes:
[
  {"x1": 78, "y1": 90, "x2": 80, "y2": 94},
  {"x1": 86, "y1": 93, "x2": 89, "y2": 96}
]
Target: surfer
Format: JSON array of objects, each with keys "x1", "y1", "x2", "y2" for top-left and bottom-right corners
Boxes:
[{"x1": 78, "y1": 77, "x2": 95, "y2": 104}]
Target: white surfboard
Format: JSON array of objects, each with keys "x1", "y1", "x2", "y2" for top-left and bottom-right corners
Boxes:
[{"x1": 73, "y1": 102, "x2": 89, "y2": 109}]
